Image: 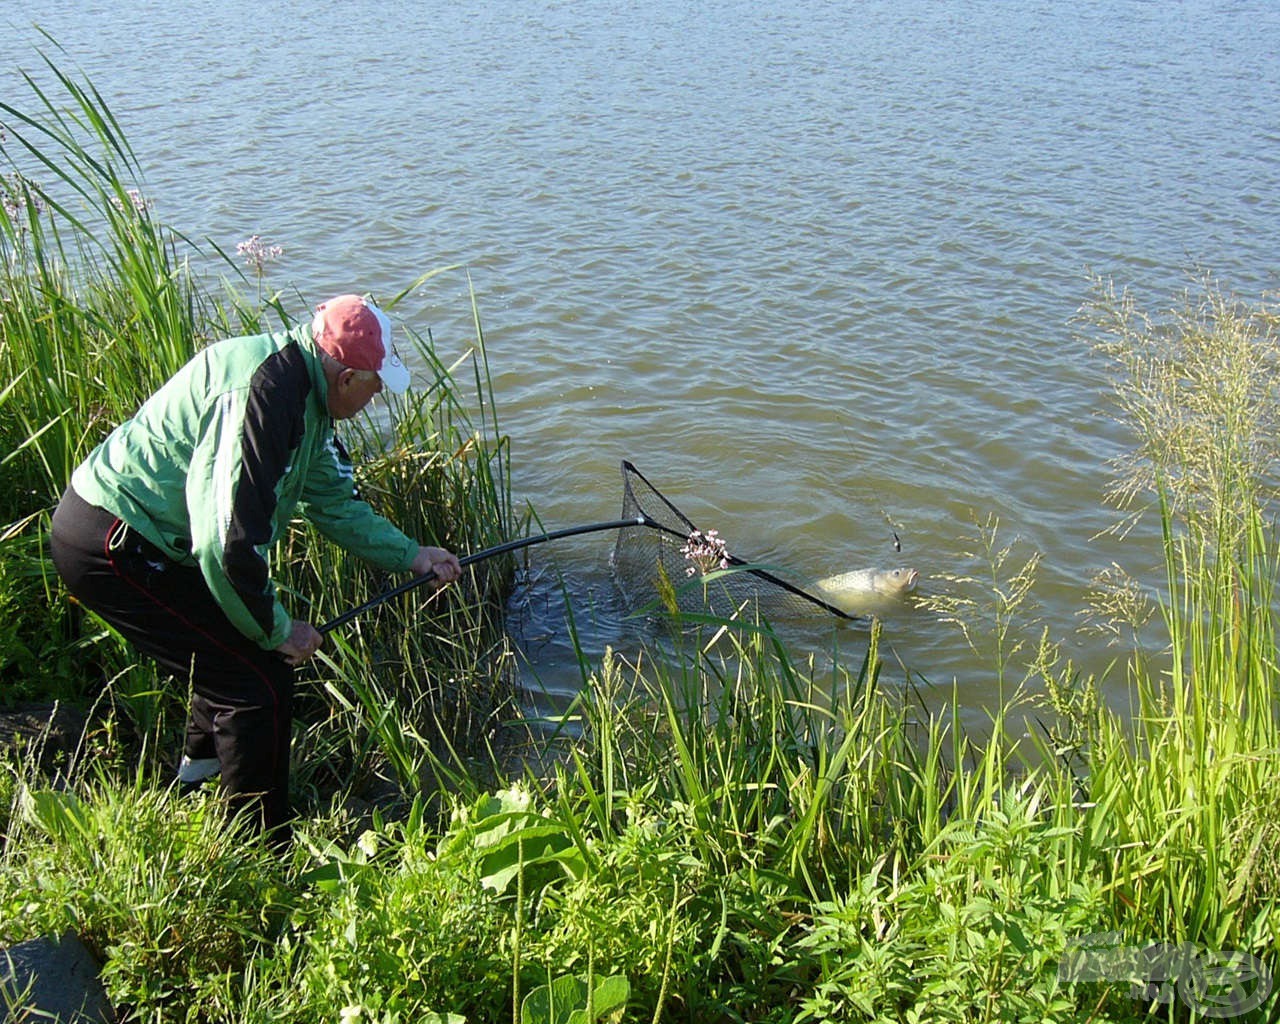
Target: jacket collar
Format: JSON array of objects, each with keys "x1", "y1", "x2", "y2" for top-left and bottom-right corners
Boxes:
[{"x1": 295, "y1": 323, "x2": 334, "y2": 423}]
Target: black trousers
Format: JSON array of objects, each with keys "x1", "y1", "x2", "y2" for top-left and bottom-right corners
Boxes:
[{"x1": 49, "y1": 485, "x2": 294, "y2": 839}]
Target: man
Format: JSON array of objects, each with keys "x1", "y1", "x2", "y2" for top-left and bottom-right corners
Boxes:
[{"x1": 49, "y1": 293, "x2": 461, "y2": 844}]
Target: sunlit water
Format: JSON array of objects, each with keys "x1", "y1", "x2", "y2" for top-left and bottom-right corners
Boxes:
[{"x1": 6, "y1": 1, "x2": 1280, "y2": 731}]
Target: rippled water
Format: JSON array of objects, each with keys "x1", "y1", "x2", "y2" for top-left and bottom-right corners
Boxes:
[{"x1": 6, "y1": 2, "x2": 1280, "y2": 725}]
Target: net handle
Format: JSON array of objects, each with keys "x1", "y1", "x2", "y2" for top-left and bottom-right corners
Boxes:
[
  {"x1": 319, "y1": 516, "x2": 646, "y2": 635},
  {"x1": 619, "y1": 461, "x2": 861, "y2": 621}
]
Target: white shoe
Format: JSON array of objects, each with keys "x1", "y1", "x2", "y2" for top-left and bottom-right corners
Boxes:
[{"x1": 176, "y1": 755, "x2": 220, "y2": 784}]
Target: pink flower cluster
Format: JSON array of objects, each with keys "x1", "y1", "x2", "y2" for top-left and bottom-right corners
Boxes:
[
  {"x1": 681, "y1": 529, "x2": 730, "y2": 577},
  {"x1": 237, "y1": 234, "x2": 284, "y2": 273},
  {"x1": 1, "y1": 173, "x2": 46, "y2": 222},
  {"x1": 110, "y1": 188, "x2": 153, "y2": 216}
]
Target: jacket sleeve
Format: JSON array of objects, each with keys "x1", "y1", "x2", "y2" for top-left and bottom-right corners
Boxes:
[
  {"x1": 297, "y1": 431, "x2": 420, "y2": 573},
  {"x1": 187, "y1": 379, "x2": 297, "y2": 651}
]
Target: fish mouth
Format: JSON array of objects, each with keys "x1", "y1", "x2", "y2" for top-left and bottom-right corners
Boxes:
[{"x1": 904, "y1": 569, "x2": 920, "y2": 591}]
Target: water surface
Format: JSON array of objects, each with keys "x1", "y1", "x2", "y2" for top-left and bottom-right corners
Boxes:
[{"x1": 6, "y1": 1, "x2": 1280, "y2": 726}]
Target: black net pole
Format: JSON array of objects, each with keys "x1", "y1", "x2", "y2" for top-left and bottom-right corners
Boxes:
[
  {"x1": 323, "y1": 459, "x2": 861, "y2": 636},
  {"x1": 319, "y1": 516, "x2": 646, "y2": 635}
]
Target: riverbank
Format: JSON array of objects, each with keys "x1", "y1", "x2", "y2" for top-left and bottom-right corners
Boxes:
[{"x1": 2, "y1": 61, "x2": 1277, "y2": 1024}]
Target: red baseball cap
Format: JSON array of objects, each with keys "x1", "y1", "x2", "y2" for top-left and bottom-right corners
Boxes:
[{"x1": 311, "y1": 294, "x2": 410, "y2": 394}]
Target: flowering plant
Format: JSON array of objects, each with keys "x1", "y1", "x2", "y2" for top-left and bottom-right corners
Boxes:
[
  {"x1": 1, "y1": 173, "x2": 45, "y2": 223},
  {"x1": 681, "y1": 529, "x2": 730, "y2": 577},
  {"x1": 109, "y1": 188, "x2": 152, "y2": 216},
  {"x1": 236, "y1": 233, "x2": 284, "y2": 274}
]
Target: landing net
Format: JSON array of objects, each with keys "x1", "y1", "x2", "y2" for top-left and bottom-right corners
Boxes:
[{"x1": 610, "y1": 460, "x2": 858, "y2": 621}]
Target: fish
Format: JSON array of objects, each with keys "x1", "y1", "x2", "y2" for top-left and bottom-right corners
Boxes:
[{"x1": 807, "y1": 566, "x2": 920, "y2": 616}]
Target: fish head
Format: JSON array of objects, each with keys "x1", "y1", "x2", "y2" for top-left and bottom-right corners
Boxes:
[{"x1": 874, "y1": 567, "x2": 920, "y2": 596}]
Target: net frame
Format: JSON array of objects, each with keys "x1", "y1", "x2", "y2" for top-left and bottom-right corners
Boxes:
[
  {"x1": 322, "y1": 460, "x2": 860, "y2": 633},
  {"x1": 611, "y1": 460, "x2": 859, "y2": 621}
]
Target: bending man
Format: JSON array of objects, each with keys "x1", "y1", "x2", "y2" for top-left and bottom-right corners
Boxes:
[{"x1": 50, "y1": 294, "x2": 461, "y2": 844}]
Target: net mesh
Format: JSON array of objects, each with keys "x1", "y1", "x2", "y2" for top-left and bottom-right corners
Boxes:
[{"x1": 610, "y1": 460, "x2": 858, "y2": 621}]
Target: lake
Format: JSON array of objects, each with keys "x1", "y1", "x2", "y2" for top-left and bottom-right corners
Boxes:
[{"x1": 5, "y1": 1, "x2": 1280, "y2": 729}]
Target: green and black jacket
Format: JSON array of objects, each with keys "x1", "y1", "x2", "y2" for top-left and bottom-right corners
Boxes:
[{"x1": 71, "y1": 324, "x2": 418, "y2": 650}]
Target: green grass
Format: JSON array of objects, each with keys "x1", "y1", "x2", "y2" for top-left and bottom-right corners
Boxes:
[{"x1": 1, "y1": 52, "x2": 1278, "y2": 1024}]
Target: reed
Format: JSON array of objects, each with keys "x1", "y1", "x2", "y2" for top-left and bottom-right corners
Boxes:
[
  {"x1": 1, "y1": 57, "x2": 205, "y2": 511},
  {"x1": 1, "y1": 56, "x2": 216, "y2": 713}
]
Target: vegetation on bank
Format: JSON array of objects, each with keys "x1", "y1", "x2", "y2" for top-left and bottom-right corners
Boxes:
[{"x1": 2, "y1": 56, "x2": 1277, "y2": 1023}]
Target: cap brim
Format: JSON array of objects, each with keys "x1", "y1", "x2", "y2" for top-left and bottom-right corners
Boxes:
[{"x1": 378, "y1": 352, "x2": 411, "y2": 395}]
